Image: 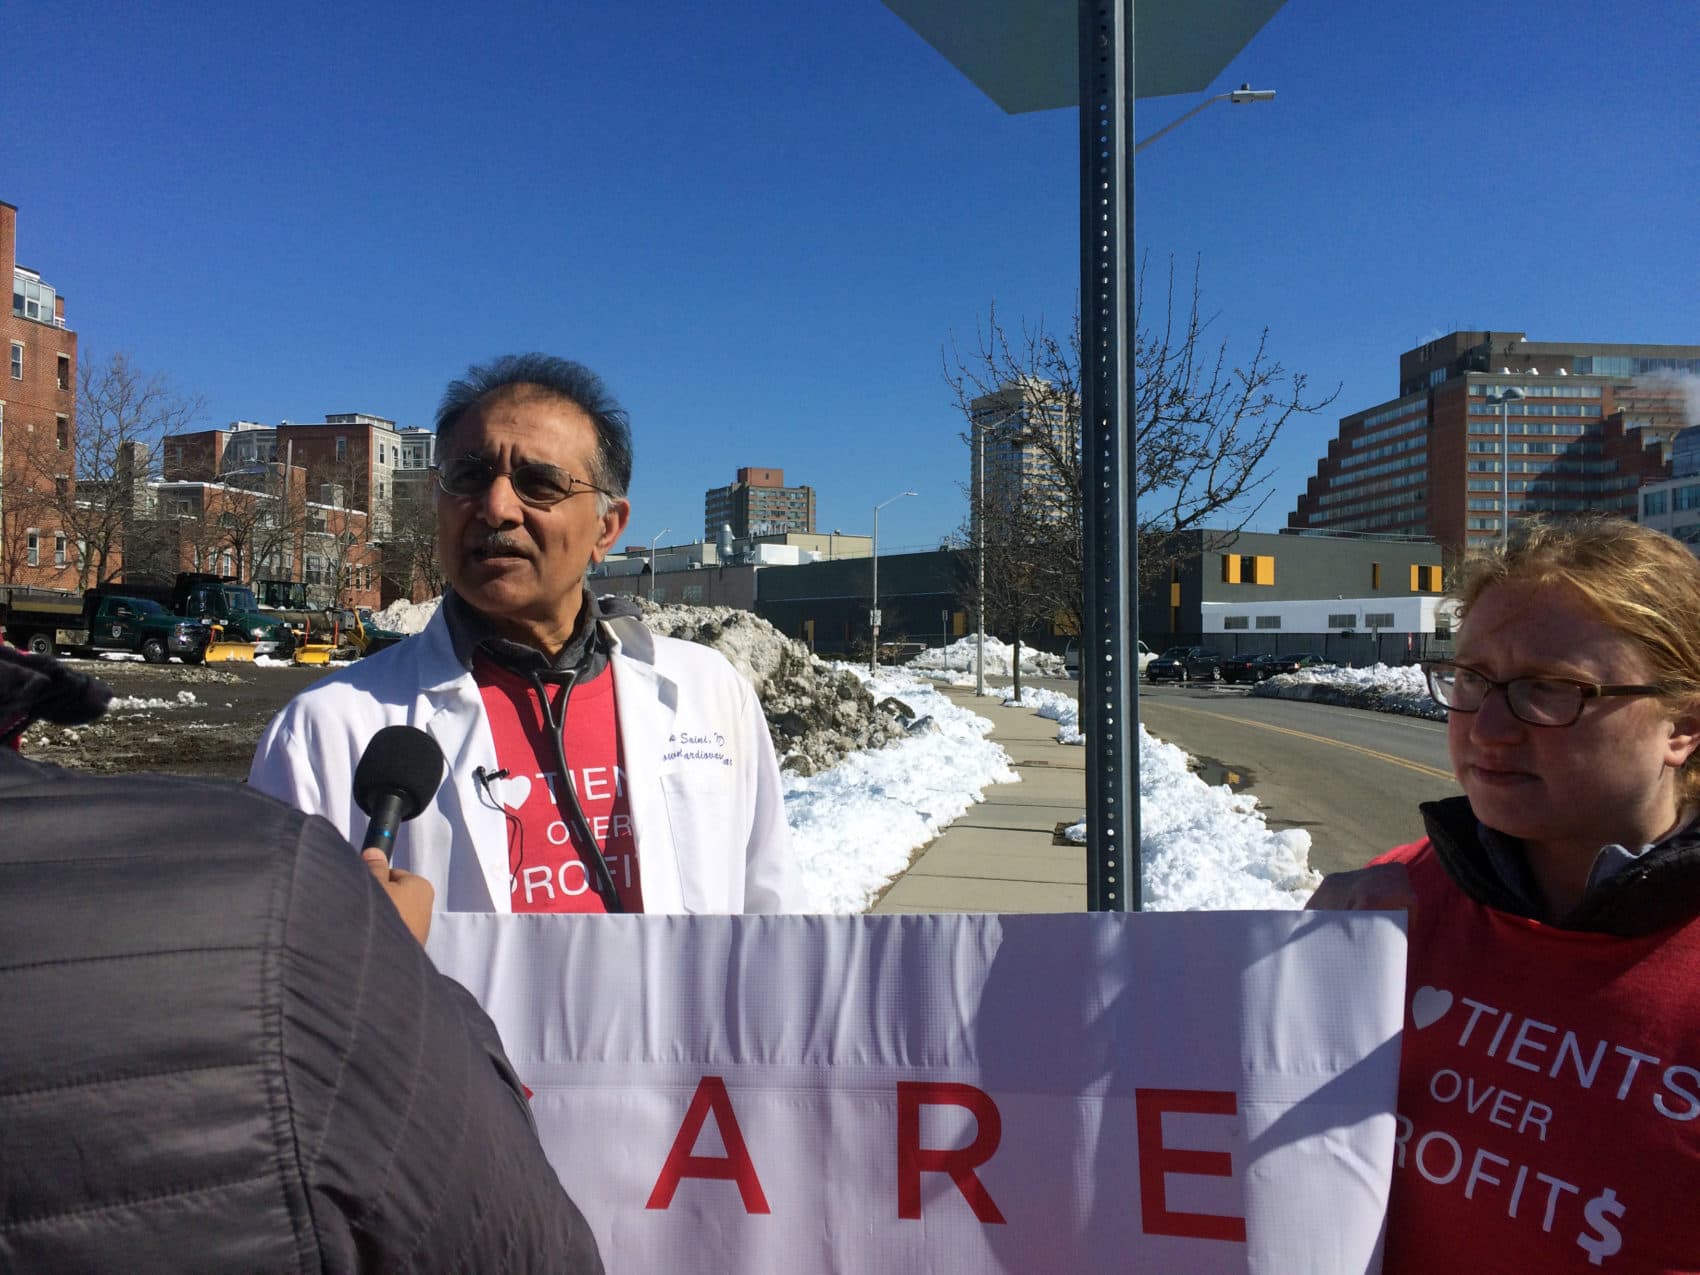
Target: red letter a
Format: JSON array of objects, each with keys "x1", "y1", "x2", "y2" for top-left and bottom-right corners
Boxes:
[
  {"x1": 646, "y1": 1075, "x2": 771, "y2": 1214},
  {"x1": 896, "y1": 1081, "x2": 1006, "y2": 1223}
]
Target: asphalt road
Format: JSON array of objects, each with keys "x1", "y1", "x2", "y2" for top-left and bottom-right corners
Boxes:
[{"x1": 1026, "y1": 673, "x2": 1459, "y2": 877}]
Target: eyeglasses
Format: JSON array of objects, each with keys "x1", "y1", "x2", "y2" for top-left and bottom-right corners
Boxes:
[
  {"x1": 1422, "y1": 660, "x2": 1664, "y2": 728},
  {"x1": 433, "y1": 455, "x2": 611, "y2": 508}
]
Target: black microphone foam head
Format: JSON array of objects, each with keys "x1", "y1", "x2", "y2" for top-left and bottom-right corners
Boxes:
[{"x1": 353, "y1": 724, "x2": 445, "y2": 821}]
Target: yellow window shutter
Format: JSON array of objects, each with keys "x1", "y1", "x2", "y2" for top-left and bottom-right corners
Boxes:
[
  {"x1": 1253, "y1": 555, "x2": 1275, "y2": 585},
  {"x1": 1410, "y1": 564, "x2": 1421, "y2": 591},
  {"x1": 1221, "y1": 554, "x2": 1240, "y2": 584}
]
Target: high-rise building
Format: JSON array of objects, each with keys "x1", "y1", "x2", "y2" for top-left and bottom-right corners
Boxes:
[
  {"x1": 1, "y1": 201, "x2": 80, "y2": 588},
  {"x1": 1289, "y1": 332, "x2": 1700, "y2": 553},
  {"x1": 703, "y1": 467, "x2": 815, "y2": 539},
  {"x1": 968, "y1": 380, "x2": 1075, "y2": 534}
]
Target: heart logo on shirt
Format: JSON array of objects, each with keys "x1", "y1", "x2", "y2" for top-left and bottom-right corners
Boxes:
[
  {"x1": 490, "y1": 773, "x2": 532, "y2": 812},
  {"x1": 1411, "y1": 985, "x2": 1453, "y2": 1030}
]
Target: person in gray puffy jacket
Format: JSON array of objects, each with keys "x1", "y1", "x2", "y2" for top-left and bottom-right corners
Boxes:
[{"x1": 0, "y1": 645, "x2": 604, "y2": 1273}]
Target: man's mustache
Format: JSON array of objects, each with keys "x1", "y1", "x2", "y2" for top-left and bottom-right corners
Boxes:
[{"x1": 469, "y1": 533, "x2": 529, "y2": 556}]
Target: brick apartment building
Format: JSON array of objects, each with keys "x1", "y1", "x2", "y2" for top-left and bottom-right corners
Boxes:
[
  {"x1": 704, "y1": 467, "x2": 816, "y2": 539},
  {"x1": 1289, "y1": 331, "x2": 1700, "y2": 555},
  {"x1": 136, "y1": 466, "x2": 381, "y2": 609},
  {"x1": 163, "y1": 413, "x2": 424, "y2": 527},
  {"x1": 1, "y1": 200, "x2": 80, "y2": 588},
  {"x1": 158, "y1": 414, "x2": 439, "y2": 606}
]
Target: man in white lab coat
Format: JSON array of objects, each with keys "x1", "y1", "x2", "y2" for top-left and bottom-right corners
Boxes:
[{"x1": 249, "y1": 353, "x2": 799, "y2": 915}]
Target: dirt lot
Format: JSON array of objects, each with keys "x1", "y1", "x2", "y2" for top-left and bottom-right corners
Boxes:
[{"x1": 18, "y1": 656, "x2": 339, "y2": 779}]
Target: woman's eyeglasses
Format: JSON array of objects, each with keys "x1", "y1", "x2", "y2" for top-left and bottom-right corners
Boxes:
[
  {"x1": 433, "y1": 456, "x2": 611, "y2": 508},
  {"x1": 1422, "y1": 660, "x2": 1663, "y2": 728}
]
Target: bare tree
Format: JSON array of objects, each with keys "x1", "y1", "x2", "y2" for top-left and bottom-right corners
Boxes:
[
  {"x1": 8, "y1": 353, "x2": 202, "y2": 586},
  {"x1": 0, "y1": 467, "x2": 52, "y2": 584},
  {"x1": 946, "y1": 256, "x2": 1338, "y2": 638},
  {"x1": 381, "y1": 477, "x2": 446, "y2": 601},
  {"x1": 206, "y1": 462, "x2": 307, "y2": 585}
]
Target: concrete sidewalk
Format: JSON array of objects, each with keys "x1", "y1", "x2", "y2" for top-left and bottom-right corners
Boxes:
[{"x1": 873, "y1": 686, "x2": 1088, "y2": 913}]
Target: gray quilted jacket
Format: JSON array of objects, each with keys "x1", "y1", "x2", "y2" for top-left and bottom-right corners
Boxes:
[{"x1": 0, "y1": 648, "x2": 603, "y2": 1273}]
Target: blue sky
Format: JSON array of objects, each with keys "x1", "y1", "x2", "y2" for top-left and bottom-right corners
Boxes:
[{"x1": 4, "y1": 0, "x2": 1695, "y2": 555}]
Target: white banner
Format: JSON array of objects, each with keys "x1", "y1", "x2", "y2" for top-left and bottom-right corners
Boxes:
[{"x1": 429, "y1": 911, "x2": 1406, "y2": 1273}]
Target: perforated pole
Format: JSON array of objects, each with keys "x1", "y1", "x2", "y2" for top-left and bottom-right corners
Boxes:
[{"x1": 1079, "y1": 0, "x2": 1138, "y2": 911}]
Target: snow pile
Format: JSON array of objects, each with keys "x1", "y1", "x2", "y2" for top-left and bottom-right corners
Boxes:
[
  {"x1": 1132, "y1": 724, "x2": 1320, "y2": 908},
  {"x1": 784, "y1": 670, "x2": 1018, "y2": 912},
  {"x1": 371, "y1": 596, "x2": 441, "y2": 634},
  {"x1": 981, "y1": 687, "x2": 1317, "y2": 908},
  {"x1": 107, "y1": 690, "x2": 200, "y2": 711},
  {"x1": 991, "y1": 684, "x2": 1084, "y2": 745},
  {"x1": 1057, "y1": 723, "x2": 1319, "y2": 909},
  {"x1": 1251, "y1": 661, "x2": 1443, "y2": 720},
  {"x1": 641, "y1": 602, "x2": 908, "y2": 775},
  {"x1": 909, "y1": 635, "x2": 1065, "y2": 681}
]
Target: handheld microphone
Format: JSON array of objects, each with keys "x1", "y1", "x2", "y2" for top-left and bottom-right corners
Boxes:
[{"x1": 353, "y1": 725, "x2": 446, "y2": 861}]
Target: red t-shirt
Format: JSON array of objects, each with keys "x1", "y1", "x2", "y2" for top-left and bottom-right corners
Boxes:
[
  {"x1": 474, "y1": 655, "x2": 643, "y2": 913},
  {"x1": 1373, "y1": 838, "x2": 1700, "y2": 1273}
]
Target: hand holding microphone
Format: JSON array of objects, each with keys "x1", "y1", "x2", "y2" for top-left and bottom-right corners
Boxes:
[{"x1": 354, "y1": 725, "x2": 446, "y2": 945}]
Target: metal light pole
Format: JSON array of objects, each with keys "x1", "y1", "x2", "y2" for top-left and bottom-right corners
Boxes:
[
  {"x1": 1487, "y1": 388, "x2": 1523, "y2": 550},
  {"x1": 870, "y1": 490, "x2": 917, "y2": 674},
  {"x1": 1134, "y1": 83, "x2": 1275, "y2": 153},
  {"x1": 648, "y1": 528, "x2": 669, "y2": 603}
]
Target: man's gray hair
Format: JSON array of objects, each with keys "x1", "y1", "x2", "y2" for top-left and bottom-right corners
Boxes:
[{"x1": 435, "y1": 353, "x2": 633, "y2": 503}]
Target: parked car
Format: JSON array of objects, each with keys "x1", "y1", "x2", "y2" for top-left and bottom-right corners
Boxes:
[
  {"x1": 1258, "y1": 652, "x2": 1329, "y2": 678},
  {"x1": 1064, "y1": 638, "x2": 1154, "y2": 677},
  {"x1": 1218, "y1": 652, "x2": 1272, "y2": 684},
  {"x1": 1145, "y1": 645, "x2": 1222, "y2": 683}
]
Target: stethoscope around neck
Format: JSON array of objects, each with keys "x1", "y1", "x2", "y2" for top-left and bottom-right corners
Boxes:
[{"x1": 473, "y1": 665, "x2": 624, "y2": 913}]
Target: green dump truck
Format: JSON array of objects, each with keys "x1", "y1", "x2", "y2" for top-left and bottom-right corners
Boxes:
[{"x1": 0, "y1": 586, "x2": 213, "y2": 663}]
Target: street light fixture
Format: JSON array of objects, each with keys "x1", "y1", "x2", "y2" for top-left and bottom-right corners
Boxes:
[
  {"x1": 1485, "y1": 388, "x2": 1524, "y2": 550},
  {"x1": 648, "y1": 528, "x2": 669, "y2": 604},
  {"x1": 1134, "y1": 83, "x2": 1276, "y2": 154},
  {"x1": 970, "y1": 406, "x2": 1025, "y2": 697},
  {"x1": 870, "y1": 490, "x2": 917, "y2": 674}
]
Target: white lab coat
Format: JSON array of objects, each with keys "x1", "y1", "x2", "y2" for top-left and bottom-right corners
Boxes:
[{"x1": 247, "y1": 606, "x2": 802, "y2": 913}]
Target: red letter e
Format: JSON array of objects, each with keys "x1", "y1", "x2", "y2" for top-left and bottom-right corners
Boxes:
[{"x1": 1134, "y1": 1087, "x2": 1246, "y2": 1242}]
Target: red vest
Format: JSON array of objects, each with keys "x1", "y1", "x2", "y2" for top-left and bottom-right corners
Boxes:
[
  {"x1": 475, "y1": 656, "x2": 643, "y2": 913},
  {"x1": 1374, "y1": 839, "x2": 1700, "y2": 1273}
]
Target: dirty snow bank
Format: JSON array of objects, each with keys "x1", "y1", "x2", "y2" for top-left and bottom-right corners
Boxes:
[
  {"x1": 1251, "y1": 661, "x2": 1444, "y2": 720},
  {"x1": 910, "y1": 635, "x2": 1065, "y2": 683}
]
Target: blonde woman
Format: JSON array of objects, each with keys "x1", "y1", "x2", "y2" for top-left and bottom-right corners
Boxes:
[{"x1": 1311, "y1": 516, "x2": 1700, "y2": 1272}]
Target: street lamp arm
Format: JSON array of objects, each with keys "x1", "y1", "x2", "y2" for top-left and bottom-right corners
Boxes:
[{"x1": 1135, "y1": 85, "x2": 1275, "y2": 154}]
